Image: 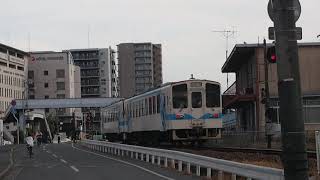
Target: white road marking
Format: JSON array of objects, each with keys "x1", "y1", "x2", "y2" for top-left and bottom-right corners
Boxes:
[
  {"x1": 72, "y1": 144, "x2": 175, "y2": 180},
  {"x1": 52, "y1": 154, "x2": 58, "y2": 158},
  {"x1": 60, "y1": 159, "x2": 67, "y2": 164},
  {"x1": 70, "y1": 165, "x2": 79, "y2": 172}
]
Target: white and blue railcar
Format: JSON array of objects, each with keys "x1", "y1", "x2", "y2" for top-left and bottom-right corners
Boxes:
[{"x1": 101, "y1": 79, "x2": 222, "y2": 144}]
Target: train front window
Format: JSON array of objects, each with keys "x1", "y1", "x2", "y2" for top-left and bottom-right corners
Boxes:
[
  {"x1": 172, "y1": 84, "x2": 188, "y2": 109},
  {"x1": 206, "y1": 83, "x2": 221, "y2": 107},
  {"x1": 192, "y1": 92, "x2": 202, "y2": 108}
]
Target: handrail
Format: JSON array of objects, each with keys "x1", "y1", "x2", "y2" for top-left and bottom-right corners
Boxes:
[{"x1": 80, "y1": 139, "x2": 284, "y2": 180}]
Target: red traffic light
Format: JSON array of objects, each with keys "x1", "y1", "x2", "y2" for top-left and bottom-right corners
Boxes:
[{"x1": 267, "y1": 46, "x2": 277, "y2": 63}]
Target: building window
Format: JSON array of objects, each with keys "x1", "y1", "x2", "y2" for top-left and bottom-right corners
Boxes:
[
  {"x1": 57, "y1": 94, "x2": 65, "y2": 99},
  {"x1": 29, "y1": 95, "x2": 35, "y2": 99},
  {"x1": 45, "y1": 95, "x2": 49, "y2": 99},
  {"x1": 45, "y1": 108, "x2": 50, "y2": 113},
  {"x1": 56, "y1": 82, "x2": 65, "y2": 90},
  {"x1": 28, "y1": 71, "x2": 34, "y2": 79},
  {"x1": 56, "y1": 69, "x2": 65, "y2": 78},
  {"x1": 44, "y1": 83, "x2": 49, "y2": 88},
  {"x1": 44, "y1": 70, "x2": 49, "y2": 76}
]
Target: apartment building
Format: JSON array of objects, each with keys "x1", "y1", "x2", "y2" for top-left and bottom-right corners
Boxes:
[
  {"x1": 0, "y1": 43, "x2": 29, "y2": 118},
  {"x1": 67, "y1": 48, "x2": 118, "y2": 132},
  {"x1": 68, "y1": 48, "x2": 118, "y2": 98},
  {"x1": 118, "y1": 43, "x2": 162, "y2": 98},
  {"x1": 222, "y1": 42, "x2": 320, "y2": 132},
  {"x1": 28, "y1": 51, "x2": 81, "y2": 127}
]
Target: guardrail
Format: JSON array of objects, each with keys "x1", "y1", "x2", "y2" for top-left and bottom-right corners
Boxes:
[{"x1": 80, "y1": 140, "x2": 284, "y2": 180}]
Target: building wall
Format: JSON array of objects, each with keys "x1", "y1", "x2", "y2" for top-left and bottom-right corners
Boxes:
[
  {"x1": 69, "y1": 48, "x2": 117, "y2": 98},
  {"x1": 0, "y1": 44, "x2": 28, "y2": 118},
  {"x1": 153, "y1": 44, "x2": 163, "y2": 87},
  {"x1": 118, "y1": 43, "x2": 136, "y2": 98},
  {"x1": 118, "y1": 43, "x2": 163, "y2": 98}
]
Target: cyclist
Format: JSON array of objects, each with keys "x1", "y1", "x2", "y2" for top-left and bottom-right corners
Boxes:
[{"x1": 26, "y1": 134, "x2": 34, "y2": 158}]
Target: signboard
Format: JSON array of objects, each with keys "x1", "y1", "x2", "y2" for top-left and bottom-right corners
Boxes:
[
  {"x1": 315, "y1": 131, "x2": 320, "y2": 175},
  {"x1": 268, "y1": 27, "x2": 302, "y2": 40}
]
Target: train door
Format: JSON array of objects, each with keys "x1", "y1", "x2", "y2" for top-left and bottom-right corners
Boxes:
[{"x1": 190, "y1": 89, "x2": 205, "y2": 127}]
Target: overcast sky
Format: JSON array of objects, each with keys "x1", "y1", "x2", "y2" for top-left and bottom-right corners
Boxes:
[{"x1": 0, "y1": 0, "x2": 319, "y2": 91}]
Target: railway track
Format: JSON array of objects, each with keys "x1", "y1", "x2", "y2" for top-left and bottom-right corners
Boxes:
[{"x1": 157, "y1": 144, "x2": 317, "y2": 158}]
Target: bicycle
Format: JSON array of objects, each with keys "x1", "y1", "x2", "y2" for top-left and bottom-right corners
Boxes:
[{"x1": 26, "y1": 144, "x2": 33, "y2": 158}]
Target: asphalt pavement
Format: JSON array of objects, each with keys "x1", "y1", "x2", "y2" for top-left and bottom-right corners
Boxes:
[
  {"x1": 3, "y1": 143, "x2": 198, "y2": 180},
  {"x1": 0, "y1": 145, "x2": 12, "y2": 177}
]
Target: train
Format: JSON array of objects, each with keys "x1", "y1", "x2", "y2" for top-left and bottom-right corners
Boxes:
[{"x1": 101, "y1": 79, "x2": 222, "y2": 145}]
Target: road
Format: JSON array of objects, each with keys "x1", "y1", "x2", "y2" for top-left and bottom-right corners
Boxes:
[{"x1": 4, "y1": 143, "x2": 197, "y2": 180}]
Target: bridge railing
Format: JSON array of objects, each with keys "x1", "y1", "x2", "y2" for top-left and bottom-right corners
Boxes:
[{"x1": 80, "y1": 139, "x2": 284, "y2": 180}]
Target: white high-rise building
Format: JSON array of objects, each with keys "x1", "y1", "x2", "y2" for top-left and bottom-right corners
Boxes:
[{"x1": 0, "y1": 43, "x2": 29, "y2": 118}]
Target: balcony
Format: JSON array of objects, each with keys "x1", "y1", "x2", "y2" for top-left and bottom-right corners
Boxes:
[{"x1": 223, "y1": 82, "x2": 256, "y2": 109}]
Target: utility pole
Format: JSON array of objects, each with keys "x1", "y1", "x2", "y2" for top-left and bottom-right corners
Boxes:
[
  {"x1": 263, "y1": 39, "x2": 272, "y2": 148},
  {"x1": 269, "y1": 0, "x2": 308, "y2": 179},
  {"x1": 212, "y1": 29, "x2": 237, "y2": 88}
]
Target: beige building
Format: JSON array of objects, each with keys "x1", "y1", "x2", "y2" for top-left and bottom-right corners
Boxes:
[
  {"x1": 118, "y1": 43, "x2": 162, "y2": 98},
  {"x1": 28, "y1": 51, "x2": 81, "y2": 125},
  {"x1": 0, "y1": 43, "x2": 29, "y2": 118},
  {"x1": 222, "y1": 42, "x2": 320, "y2": 132}
]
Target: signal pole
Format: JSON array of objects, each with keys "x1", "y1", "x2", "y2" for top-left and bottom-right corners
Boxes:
[
  {"x1": 269, "y1": 0, "x2": 308, "y2": 179},
  {"x1": 263, "y1": 39, "x2": 272, "y2": 148}
]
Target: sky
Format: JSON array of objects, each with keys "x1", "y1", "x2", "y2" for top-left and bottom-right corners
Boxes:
[{"x1": 0, "y1": 0, "x2": 319, "y2": 92}]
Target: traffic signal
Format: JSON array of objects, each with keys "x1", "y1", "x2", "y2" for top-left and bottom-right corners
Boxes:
[{"x1": 267, "y1": 46, "x2": 277, "y2": 63}]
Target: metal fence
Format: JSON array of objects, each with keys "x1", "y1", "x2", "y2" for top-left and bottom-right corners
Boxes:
[{"x1": 80, "y1": 139, "x2": 284, "y2": 180}]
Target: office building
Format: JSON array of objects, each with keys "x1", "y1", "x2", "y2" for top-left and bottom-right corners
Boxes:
[{"x1": 28, "y1": 51, "x2": 81, "y2": 128}]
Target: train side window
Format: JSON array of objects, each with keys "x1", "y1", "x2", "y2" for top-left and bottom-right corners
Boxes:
[
  {"x1": 138, "y1": 102, "x2": 141, "y2": 117},
  {"x1": 157, "y1": 95, "x2": 160, "y2": 113},
  {"x1": 142, "y1": 100, "x2": 145, "y2": 116},
  {"x1": 136, "y1": 103, "x2": 139, "y2": 117},
  {"x1": 149, "y1": 97, "x2": 152, "y2": 115},
  {"x1": 206, "y1": 83, "x2": 221, "y2": 108},
  {"x1": 172, "y1": 84, "x2": 188, "y2": 109},
  {"x1": 141, "y1": 100, "x2": 144, "y2": 116},
  {"x1": 145, "y1": 99, "x2": 148, "y2": 116},
  {"x1": 153, "y1": 96, "x2": 156, "y2": 114}
]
